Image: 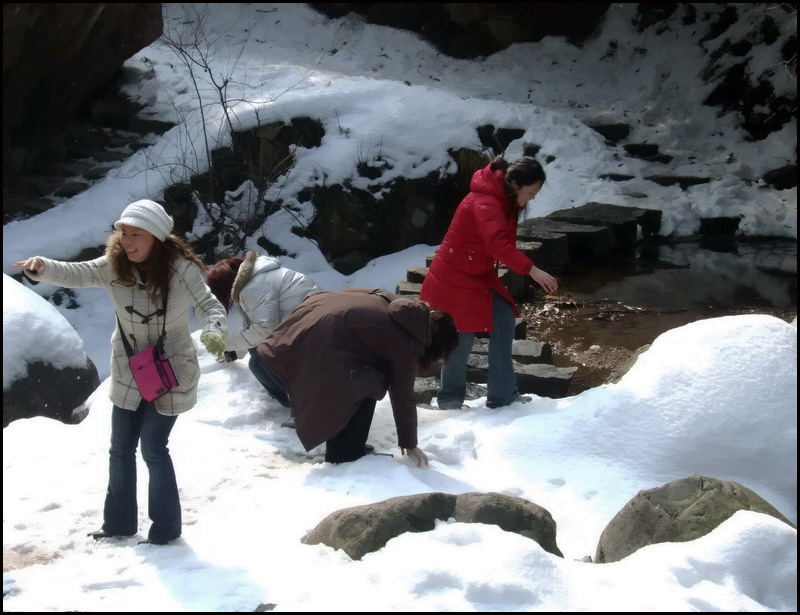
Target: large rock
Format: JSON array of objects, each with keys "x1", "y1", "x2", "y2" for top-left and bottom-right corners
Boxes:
[
  {"x1": 3, "y1": 359, "x2": 100, "y2": 427},
  {"x1": 3, "y1": 3, "x2": 163, "y2": 181},
  {"x1": 304, "y1": 491, "x2": 563, "y2": 560},
  {"x1": 595, "y1": 474, "x2": 796, "y2": 563},
  {"x1": 309, "y1": 4, "x2": 609, "y2": 59}
]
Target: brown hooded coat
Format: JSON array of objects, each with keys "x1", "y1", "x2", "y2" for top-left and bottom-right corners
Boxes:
[{"x1": 256, "y1": 288, "x2": 430, "y2": 451}]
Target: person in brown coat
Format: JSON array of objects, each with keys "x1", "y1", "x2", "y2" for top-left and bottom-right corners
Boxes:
[{"x1": 255, "y1": 288, "x2": 458, "y2": 466}]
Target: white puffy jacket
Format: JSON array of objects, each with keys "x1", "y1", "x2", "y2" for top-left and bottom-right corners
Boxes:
[{"x1": 226, "y1": 253, "x2": 320, "y2": 353}]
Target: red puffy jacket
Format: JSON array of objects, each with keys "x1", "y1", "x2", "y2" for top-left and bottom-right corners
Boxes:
[{"x1": 420, "y1": 163, "x2": 533, "y2": 332}]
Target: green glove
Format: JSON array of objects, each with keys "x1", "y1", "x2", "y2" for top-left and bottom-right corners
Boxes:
[{"x1": 200, "y1": 331, "x2": 225, "y2": 359}]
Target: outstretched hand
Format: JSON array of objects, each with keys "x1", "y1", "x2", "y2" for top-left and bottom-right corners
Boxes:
[
  {"x1": 401, "y1": 446, "x2": 429, "y2": 468},
  {"x1": 11, "y1": 257, "x2": 45, "y2": 277},
  {"x1": 530, "y1": 266, "x2": 558, "y2": 294}
]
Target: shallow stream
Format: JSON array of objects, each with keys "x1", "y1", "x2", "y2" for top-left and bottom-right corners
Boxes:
[{"x1": 521, "y1": 239, "x2": 797, "y2": 394}]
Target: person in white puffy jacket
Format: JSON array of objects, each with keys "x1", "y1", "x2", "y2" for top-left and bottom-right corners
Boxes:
[{"x1": 207, "y1": 250, "x2": 320, "y2": 408}]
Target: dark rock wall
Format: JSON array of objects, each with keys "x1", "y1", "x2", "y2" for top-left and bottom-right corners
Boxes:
[
  {"x1": 3, "y1": 3, "x2": 163, "y2": 184},
  {"x1": 310, "y1": 3, "x2": 611, "y2": 58}
]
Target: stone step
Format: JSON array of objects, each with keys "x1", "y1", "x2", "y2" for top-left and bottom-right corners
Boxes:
[
  {"x1": 498, "y1": 267, "x2": 529, "y2": 300},
  {"x1": 395, "y1": 281, "x2": 421, "y2": 297},
  {"x1": 466, "y1": 354, "x2": 576, "y2": 398},
  {"x1": 471, "y1": 338, "x2": 553, "y2": 364},
  {"x1": 518, "y1": 217, "x2": 615, "y2": 262},
  {"x1": 514, "y1": 226, "x2": 570, "y2": 270},
  {"x1": 406, "y1": 266, "x2": 429, "y2": 284},
  {"x1": 547, "y1": 201, "x2": 662, "y2": 244},
  {"x1": 414, "y1": 378, "x2": 488, "y2": 405}
]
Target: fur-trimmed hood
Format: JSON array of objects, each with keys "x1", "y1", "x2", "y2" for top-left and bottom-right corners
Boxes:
[{"x1": 231, "y1": 250, "x2": 280, "y2": 304}]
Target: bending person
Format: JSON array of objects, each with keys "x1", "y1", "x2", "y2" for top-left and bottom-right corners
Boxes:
[
  {"x1": 255, "y1": 288, "x2": 458, "y2": 466},
  {"x1": 207, "y1": 250, "x2": 319, "y2": 408}
]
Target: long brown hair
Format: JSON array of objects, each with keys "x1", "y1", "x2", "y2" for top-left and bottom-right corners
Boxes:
[
  {"x1": 105, "y1": 231, "x2": 207, "y2": 304},
  {"x1": 206, "y1": 257, "x2": 245, "y2": 313},
  {"x1": 418, "y1": 309, "x2": 459, "y2": 369}
]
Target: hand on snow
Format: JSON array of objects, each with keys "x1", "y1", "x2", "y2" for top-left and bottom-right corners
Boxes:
[{"x1": 401, "y1": 446, "x2": 429, "y2": 468}]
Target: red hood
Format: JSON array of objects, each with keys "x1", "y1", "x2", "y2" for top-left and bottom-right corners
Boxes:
[{"x1": 469, "y1": 164, "x2": 512, "y2": 211}]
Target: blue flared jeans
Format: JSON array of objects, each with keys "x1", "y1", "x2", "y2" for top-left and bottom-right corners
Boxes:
[
  {"x1": 437, "y1": 290, "x2": 519, "y2": 408},
  {"x1": 102, "y1": 401, "x2": 181, "y2": 543}
]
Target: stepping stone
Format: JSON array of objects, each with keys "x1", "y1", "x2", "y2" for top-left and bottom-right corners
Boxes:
[
  {"x1": 516, "y1": 240, "x2": 543, "y2": 260},
  {"x1": 406, "y1": 266, "x2": 428, "y2": 284},
  {"x1": 548, "y1": 202, "x2": 662, "y2": 244},
  {"x1": 515, "y1": 226, "x2": 570, "y2": 270},
  {"x1": 518, "y1": 218, "x2": 615, "y2": 262},
  {"x1": 395, "y1": 281, "x2": 421, "y2": 297},
  {"x1": 498, "y1": 268, "x2": 528, "y2": 300},
  {"x1": 466, "y1": 355, "x2": 575, "y2": 398},
  {"x1": 515, "y1": 363, "x2": 577, "y2": 398},
  {"x1": 471, "y1": 338, "x2": 553, "y2": 365},
  {"x1": 699, "y1": 216, "x2": 740, "y2": 235}
]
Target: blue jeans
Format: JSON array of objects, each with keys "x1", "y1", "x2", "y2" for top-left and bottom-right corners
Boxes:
[
  {"x1": 102, "y1": 401, "x2": 181, "y2": 542},
  {"x1": 249, "y1": 349, "x2": 290, "y2": 407},
  {"x1": 438, "y1": 291, "x2": 519, "y2": 408}
]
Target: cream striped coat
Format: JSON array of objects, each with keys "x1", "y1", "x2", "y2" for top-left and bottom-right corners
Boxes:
[{"x1": 31, "y1": 255, "x2": 227, "y2": 415}]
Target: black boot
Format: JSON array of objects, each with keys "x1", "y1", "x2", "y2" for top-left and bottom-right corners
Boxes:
[{"x1": 88, "y1": 530, "x2": 134, "y2": 540}]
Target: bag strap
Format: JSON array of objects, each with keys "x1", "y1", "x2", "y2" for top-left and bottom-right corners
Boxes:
[{"x1": 116, "y1": 293, "x2": 168, "y2": 358}]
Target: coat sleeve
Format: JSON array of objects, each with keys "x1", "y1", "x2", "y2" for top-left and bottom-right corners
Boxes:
[
  {"x1": 29, "y1": 256, "x2": 114, "y2": 288},
  {"x1": 473, "y1": 196, "x2": 533, "y2": 275},
  {"x1": 174, "y1": 261, "x2": 227, "y2": 339},
  {"x1": 386, "y1": 343, "x2": 421, "y2": 450}
]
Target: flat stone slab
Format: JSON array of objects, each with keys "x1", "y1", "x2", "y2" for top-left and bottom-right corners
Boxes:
[
  {"x1": 395, "y1": 281, "x2": 421, "y2": 296},
  {"x1": 548, "y1": 201, "x2": 662, "y2": 239},
  {"x1": 406, "y1": 266, "x2": 429, "y2": 283},
  {"x1": 471, "y1": 338, "x2": 553, "y2": 364},
  {"x1": 518, "y1": 217, "x2": 615, "y2": 261},
  {"x1": 466, "y1": 355, "x2": 575, "y2": 398},
  {"x1": 514, "y1": 227, "x2": 570, "y2": 270}
]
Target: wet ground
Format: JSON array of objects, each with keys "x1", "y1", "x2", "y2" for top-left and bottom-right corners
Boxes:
[{"x1": 520, "y1": 239, "x2": 797, "y2": 395}]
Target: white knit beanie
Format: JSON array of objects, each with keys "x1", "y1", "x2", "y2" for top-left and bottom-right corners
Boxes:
[{"x1": 114, "y1": 200, "x2": 174, "y2": 242}]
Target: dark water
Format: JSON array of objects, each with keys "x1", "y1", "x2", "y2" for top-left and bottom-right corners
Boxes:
[
  {"x1": 525, "y1": 239, "x2": 797, "y2": 393},
  {"x1": 561, "y1": 240, "x2": 797, "y2": 311}
]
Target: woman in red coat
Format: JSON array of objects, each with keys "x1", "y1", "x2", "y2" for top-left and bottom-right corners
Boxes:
[{"x1": 420, "y1": 156, "x2": 558, "y2": 409}]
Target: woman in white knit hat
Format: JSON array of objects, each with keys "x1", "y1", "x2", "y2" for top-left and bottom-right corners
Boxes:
[{"x1": 13, "y1": 199, "x2": 228, "y2": 546}]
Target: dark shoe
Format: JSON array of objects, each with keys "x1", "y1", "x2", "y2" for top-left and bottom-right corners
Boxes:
[
  {"x1": 487, "y1": 394, "x2": 533, "y2": 409},
  {"x1": 437, "y1": 400, "x2": 468, "y2": 410},
  {"x1": 138, "y1": 535, "x2": 179, "y2": 546},
  {"x1": 364, "y1": 444, "x2": 375, "y2": 455},
  {"x1": 88, "y1": 530, "x2": 134, "y2": 540}
]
